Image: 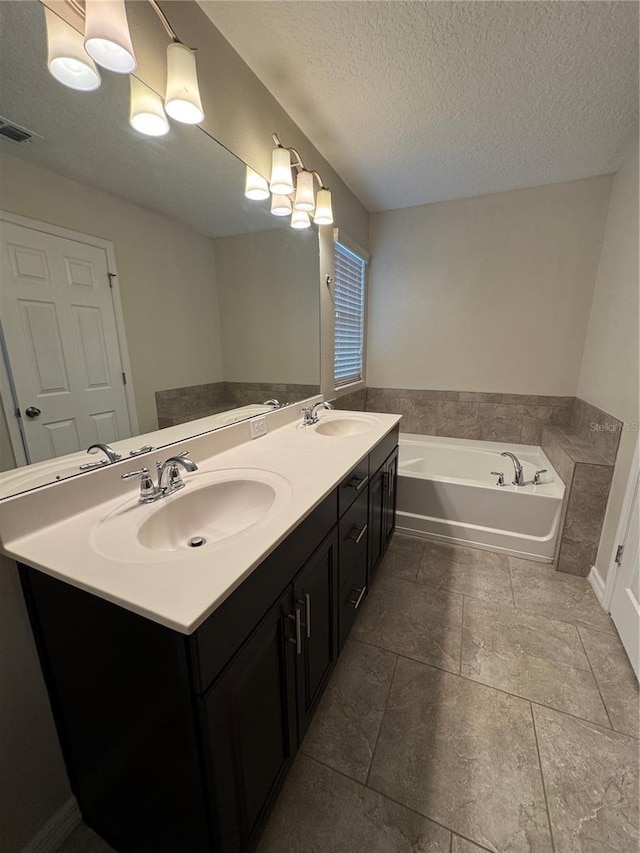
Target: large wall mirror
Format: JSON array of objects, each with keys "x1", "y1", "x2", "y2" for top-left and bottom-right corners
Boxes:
[{"x1": 0, "y1": 1, "x2": 320, "y2": 498}]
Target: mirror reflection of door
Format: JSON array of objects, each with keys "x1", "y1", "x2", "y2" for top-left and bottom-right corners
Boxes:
[{"x1": 0, "y1": 217, "x2": 135, "y2": 463}]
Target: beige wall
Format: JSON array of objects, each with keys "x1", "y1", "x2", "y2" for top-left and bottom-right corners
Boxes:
[
  {"x1": 577, "y1": 140, "x2": 639, "y2": 582},
  {"x1": 215, "y1": 229, "x2": 320, "y2": 385},
  {"x1": 0, "y1": 151, "x2": 224, "y2": 441},
  {"x1": 367, "y1": 176, "x2": 613, "y2": 394}
]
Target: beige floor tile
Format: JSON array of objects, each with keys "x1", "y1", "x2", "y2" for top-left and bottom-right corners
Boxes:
[
  {"x1": 579, "y1": 626, "x2": 640, "y2": 738},
  {"x1": 509, "y1": 556, "x2": 616, "y2": 633},
  {"x1": 417, "y1": 541, "x2": 514, "y2": 605},
  {"x1": 533, "y1": 704, "x2": 639, "y2": 852},
  {"x1": 378, "y1": 533, "x2": 425, "y2": 582},
  {"x1": 257, "y1": 753, "x2": 451, "y2": 853},
  {"x1": 452, "y1": 836, "x2": 491, "y2": 852},
  {"x1": 461, "y1": 598, "x2": 609, "y2": 725},
  {"x1": 301, "y1": 639, "x2": 397, "y2": 783},
  {"x1": 368, "y1": 658, "x2": 553, "y2": 852},
  {"x1": 352, "y1": 575, "x2": 463, "y2": 673}
]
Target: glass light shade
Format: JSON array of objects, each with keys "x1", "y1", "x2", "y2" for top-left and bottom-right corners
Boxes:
[
  {"x1": 164, "y1": 43, "x2": 204, "y2": 124},
  {"x1": 84, "y1": 0, "x2": 136, "y2": 73},
  {"x1": 270, "y1": 147, "x2": 294, "y2": 195},
  {"x1": 294, "y1": 170, "x2": 315, "y2": 211},
  {"x1": 245, "y1": 167, "x2": 270, "y2": 200},
  {"x1": 313, "y1": 188, "x2": 334, "y2": 225},
  {"x1": 45, "y1": 8, "x2": 101, "y2": 92},
  {"x1": 129, "y1": 77, "x2": 169, "y2": 137},
  {"x1": 291, "y1": 209, "x2": 311, "y2": 230},
  {"x1": 271, "y1": 194, "x2": 292, "y2": 216}
]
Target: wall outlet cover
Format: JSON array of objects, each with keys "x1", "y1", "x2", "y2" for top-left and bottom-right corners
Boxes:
[{"x1": 250, "y1": 416, "x2": 267, "y2": 439}]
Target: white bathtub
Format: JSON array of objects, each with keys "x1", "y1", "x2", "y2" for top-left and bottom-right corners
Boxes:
[{"x1": 396, "y1": 434, "x2": 565, "y2": 562}]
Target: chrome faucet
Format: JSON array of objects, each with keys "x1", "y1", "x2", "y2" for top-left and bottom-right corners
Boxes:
[
  {"x1": 301, "y1": 401, "x2": 334, "y2": 426},
  {"x1": 263, "y1": 399, "x2": 281, "y2": 408},
  {"x1": 121, "y1": 451, "x2": 198, "y2": 503},
  {"x1": 80, "y1": 442, "x2": 122, "y2": 469},
  {"x1": 500, "y1": 451, "x2": 525, "y2": 486}
]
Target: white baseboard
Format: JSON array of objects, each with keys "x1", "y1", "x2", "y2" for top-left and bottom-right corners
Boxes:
[
  {"x1": 21, "y1": 797, "x2": 81, "y2": 853},
  {"x1": 588, "y1": 564, "x2": 606, "y2": 606}
]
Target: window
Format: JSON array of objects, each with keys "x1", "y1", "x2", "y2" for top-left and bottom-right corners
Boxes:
[{"x1": 334, "y1": 241, "x2": 366, "y2": 388}]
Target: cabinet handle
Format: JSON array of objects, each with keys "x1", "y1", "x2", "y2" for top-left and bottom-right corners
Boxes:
[
  {"x1": 348, "y1": 523, "x2": 368, "y2": 545},
  {"x1": 386, "y1": 469, "x2": 394, "y2": 496},
  {"x1": 347, "y1": 474, "x2": 369, "y2": 492},
  {"x1": 304, "y1": 593, "x2": 311, "y2": 639},
  {"x1": 349, "y1": 586, "x2": 367, "y2": 609},
  {"x1": 287, "y1": 609, "x2": 302, "y2": 654}
]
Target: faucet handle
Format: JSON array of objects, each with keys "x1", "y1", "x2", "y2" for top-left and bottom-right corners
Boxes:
[
  {"x1": 121, "y1": 467, "x2": 158, "y2": 502},
  {"x1": 121, "y1": 467, "x2": 150, "y2": 480},
  {"x1": 491, "y1": 471, "x2": 505, "y2": 487},
  {"x1": 533, "y1": 469, "x2": 547, "y2": 485}
]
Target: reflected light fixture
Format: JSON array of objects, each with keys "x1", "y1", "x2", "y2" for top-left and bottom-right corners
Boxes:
[
  {"x1": 129, "y1": 76, "x2": 169, "y2": 137},
  {"x1": 164, "y1": 42, "x2": 204, "y2": 124},
  {"x1": 84, "y1": 0, "x2": 136, "y2": 74},
  {"x1": 271, "y1": 194, "x2": 293, "y2": 216},
  {"x1": 294, "y1": 171, "x2": 315, "y2": 212},
  {"x1": 244, "y1": 167, "x2": 270, "y2": 201},
  {"x1": 291, "y1": 209, "x2": 311, "y2": 230},
  {"x1": 45, "y1": 7, "x2": 101, "y2": 92}
]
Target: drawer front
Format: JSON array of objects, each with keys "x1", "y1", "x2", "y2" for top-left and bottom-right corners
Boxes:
[
  {"x1": 338, "y1": 488, "x2": 369, "y2": 587},
  {"x1": 339, "y1": 554, "x2": 367, "y2": 651},
  {"x1": 338, "y1": 456, "x2": 369, "y2": 517}
]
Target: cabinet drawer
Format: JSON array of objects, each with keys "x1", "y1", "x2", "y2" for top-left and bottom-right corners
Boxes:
[
  {"x1": 338, "y1": 456, "x2": 369, "y2": 517},
  {"x1": 338, "y1": 488, "x2": 369, "y2": 587},
  {"x1": 339, "y1": 553, "x2": 367, "y2": 651}
]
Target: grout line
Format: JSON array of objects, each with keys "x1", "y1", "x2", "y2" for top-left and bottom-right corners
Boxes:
[
  {"x1": 575, "y1": 627, "x2": 615, "y2": 730},
  {"x1": 364, "y1": 653, "x2": 399, "y2": 787},
  {"x1": 459, "y1": 596, "x2": 465, "y2": 675},
  {"x1": 506, "y1": 554, "x2": 517, "y2": 607},
  {"x1": 529, "y1": 702, "x2": 557, "y2": 853}
]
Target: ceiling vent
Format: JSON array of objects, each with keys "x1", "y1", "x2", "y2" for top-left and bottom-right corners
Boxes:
[{"x1": 0, "y1": 116, "x2": 42, "y2": 145}]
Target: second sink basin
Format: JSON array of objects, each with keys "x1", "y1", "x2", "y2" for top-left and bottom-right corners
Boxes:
[{"x1": 314, "y1": 416, "x2": 380, "y2": 436}]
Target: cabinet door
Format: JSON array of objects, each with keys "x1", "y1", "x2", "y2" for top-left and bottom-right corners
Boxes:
[
  {"x1": 293, "y1": 529, "x2": 339, "y2": 739},
  {"x1": 368, "y1": 464, "x2": 386, "y2": 581},
  {"x1": 383, "y1": 448, "x2": 399, "y2": 545},
  {"x1": 202, "y1": 588, "x2": 297, "y2": 853}
]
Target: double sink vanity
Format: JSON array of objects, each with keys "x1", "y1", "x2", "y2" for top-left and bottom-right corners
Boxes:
[{"x1": 1, "y1": 403, "x2": 400, "y2": 853}]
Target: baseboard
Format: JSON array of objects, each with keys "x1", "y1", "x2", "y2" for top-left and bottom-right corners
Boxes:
[
  {"x1": 21, "y1": 797, "x2": 81, "y2": 853},
  {"x1": 588, "y1": 564, "x2": 606, "y2": 606}
]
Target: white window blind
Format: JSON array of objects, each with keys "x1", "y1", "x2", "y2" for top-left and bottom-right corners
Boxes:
[{"x1": 334, "y1": 241, "x2": 366, "y2": 388}]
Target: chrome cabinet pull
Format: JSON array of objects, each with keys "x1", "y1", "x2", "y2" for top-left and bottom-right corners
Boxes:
[
  {"x1": 287, "y1": 609, "x2": 302, "y2": 654},
  {"x1": 349, "y1": 523, "x2": 368, "y2": 545},
  {"x1": 349, "y1": 586, "x2": 367, "y2": 609},
  {"x1": 347, "y1": 474, "x2": 368, "y2": 491},
  {"x1": 388, "y1": 466, "x2": 395, "y2": 495},
  {"x1": 304, "y1": 593, "x2": 311, "y2": 639}
]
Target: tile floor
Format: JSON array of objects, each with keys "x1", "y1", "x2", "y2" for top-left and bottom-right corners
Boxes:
[{"x1": 58, "y1": 535, "x2": 639, "y2": 853}]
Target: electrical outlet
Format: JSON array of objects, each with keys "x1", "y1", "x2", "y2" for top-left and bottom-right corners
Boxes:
[{"x1": 250, "y1": 416, "x2": 267, "y2": 439}]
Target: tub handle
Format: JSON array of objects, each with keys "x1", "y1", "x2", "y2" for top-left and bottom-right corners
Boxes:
[
  {"x1": 533, "y1": 469, "x2": 547, "y2": 485},
  {"x1": 347, "y1": 474, "x2": 369, "y2": 492},
  {"x1": 491, "y1": 471, "x2": 506, "y2": 487}
]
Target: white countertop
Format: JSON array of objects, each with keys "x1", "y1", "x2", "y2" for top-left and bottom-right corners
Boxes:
[{"x1": 0, "y1": 410, "x2": 401, "y2": 634}]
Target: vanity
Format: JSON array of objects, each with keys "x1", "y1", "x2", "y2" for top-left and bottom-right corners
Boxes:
[{"x1": 5, "y1": 409, "x2": 400, "y2": 853}]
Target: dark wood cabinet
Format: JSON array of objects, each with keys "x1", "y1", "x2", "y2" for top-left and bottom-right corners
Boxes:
[{"x1": 368, "y1": 446, "x2": 399, "y2": 582}]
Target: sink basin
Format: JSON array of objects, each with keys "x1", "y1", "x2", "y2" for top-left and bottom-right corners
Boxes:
[
  {"x1": 314, "y1": 416, "x2": 378, "y2": 437},
  {"x1": 92, "y1": 468, "x2": 292, "y2": 561}
]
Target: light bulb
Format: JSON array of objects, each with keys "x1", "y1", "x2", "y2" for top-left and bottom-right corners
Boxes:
[
  {"x1": 270, "y1": 147, "x2": 294, "y2": 195},
  {"x1": 271, "y1": 194, "x2": 292, "y2": 216},
  {"x1": 313, "y1": 188, "x2": 334, "y2": 225},
  {"x1": 294, "y1": 170, "x2": 315, "y2": 211},
  {"x1": 84, "y1": 0, "x2": 136, "y2": 73},
  {"x1": 45, "y1": 7, "x2": 101, "y2": 92},
  {"x1": 245, "y1": 167, "x2": 270, "y2": 200},
  {"x1": 129, "y1": 77, "x2": 169, "y2": 137},
  {"x1": 164, "y1": 43, "x2": 204, "y2": 124},
  {"x1": 291, "y1": 209, "x2": 311, "y2": 230}
]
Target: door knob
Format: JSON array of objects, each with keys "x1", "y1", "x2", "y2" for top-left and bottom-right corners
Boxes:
[{"x1": 25, "y1": 407, "x2": 41, "y2": 418}]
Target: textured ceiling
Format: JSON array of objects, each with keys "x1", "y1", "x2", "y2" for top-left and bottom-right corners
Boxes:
[{"x1": 199, "y1": 0, "x2": 639, "y2": 212}]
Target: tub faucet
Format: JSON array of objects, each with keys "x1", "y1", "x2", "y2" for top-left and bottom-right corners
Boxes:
[
  {"x1": 301, "y1": 401, "x2": 334, "y2": 426},
  {"x1": 80, "y1": 443, "x2": 122, "y2": 469},
  {"x1": 501, "y1": 451, "x2": 525, "y2": 486},
  {"x1": 263, "y1": 399, "x2": 280, "y2": 408}
]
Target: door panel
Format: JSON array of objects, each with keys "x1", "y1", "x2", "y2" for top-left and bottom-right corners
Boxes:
[{"x1": 610, "y1": 475, "x2": 639, "y2": 677}]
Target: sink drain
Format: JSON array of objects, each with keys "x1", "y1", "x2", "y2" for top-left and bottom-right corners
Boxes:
[{"x1": 188, "y1": 536, "x2": 207, "y2": 548}]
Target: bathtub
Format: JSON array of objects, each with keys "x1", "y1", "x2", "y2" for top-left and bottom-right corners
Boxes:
[{"x1": 396, "y1": 434, "x2": 565, "y2": 562}]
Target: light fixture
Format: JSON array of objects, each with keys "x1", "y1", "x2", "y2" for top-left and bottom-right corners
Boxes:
[
  {"x1": 84, "y1": 0, "x2": 136, "y2": 74},
  {"x1": 45, "y1": 7, "x2": 101, "y2": 92},
  {"x1": 291, "y1": 209, "x2": 311, "y2": 230},
  {"x1": 294, "y1": 171, "x2": 315, "y2": 212},
  {"x1": 313, "y1": 188, "x2": 334, "y2": 225},
  {"x1": 271, "y1": 194, "x2": 292, "y2": 216},
  {"x1": 244, "y1": 167, "x2": 270, "y2": 201},
  {"x1": 164, "y1": 42, "x2": 204, "y2": 124},
  {"x1": 270, "y1": 147, "x2": 295, "y2": 195},
  {"x1": 129, "y1": 76, "x2": 169, "y2": 137}
]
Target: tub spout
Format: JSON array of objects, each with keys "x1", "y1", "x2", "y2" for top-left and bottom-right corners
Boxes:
[{"x1": 500, "y1": 451, "x2": 525, "y2": 486}]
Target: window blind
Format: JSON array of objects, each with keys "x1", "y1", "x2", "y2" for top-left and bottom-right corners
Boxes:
[{"x1": 334, "y1": 241, "x2": 366, "y2": 387}]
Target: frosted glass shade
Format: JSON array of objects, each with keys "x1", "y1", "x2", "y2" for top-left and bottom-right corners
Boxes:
[
  {"x1": 294, "y1": 170, "x2": 315, "y2": 211},
  {"x1": 313, "y1": 188, "x2": 334, "y2": 225},
  {"x1": 84, "y1": 0, "x2": 136, "y2": 73},
  {"x1": 245, "y1": 167, "x2": 270, "y2": 200},
  {"x1": 271, "y1": 194, "x2": 292, "y2": 216},
  {"x1": 164, "y1": 43, "x2": 204, "y2": 124},
  {"x1": 129, "y1": 77, "x2": 169, "y2": 137},
  {"x1": 270, "y1": 147, "x2": 294, "y2": 195},
  {"x1": 45, "y1": 7, "x2": 101, "y2": 91},
  {"x1": 291, "y1": 209, "x2": 311, "y2": 230}
]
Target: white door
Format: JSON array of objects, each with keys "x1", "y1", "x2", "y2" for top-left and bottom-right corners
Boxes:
[
  {"x1": 0, "y1": 221, "x2": 132, "y2": 463},
  {"x1": 610, "y1": 473, "x2": 640, "y2": 678}
]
